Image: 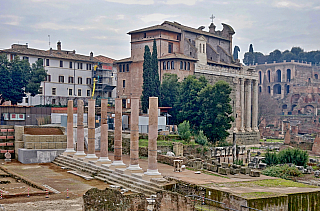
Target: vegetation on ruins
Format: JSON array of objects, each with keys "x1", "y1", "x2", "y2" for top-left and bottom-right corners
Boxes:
[
  {"x1": 243, "y1": 45, "x2": 320, "y2": 65},
  {"x1": 141, "y1": 40, "x2": 161, "y2": 113},
  {"x1": 160, "y1": 73, "x2": 179, "y2": 108},
  {"x1": 195, "y1": 130, "x2": 208, "y2": 146},
  {"x1": 178, "y1": 120, "x2": 192, "y2": 142},
  {"x1": 263, "y1": 148, "x2": 309, "y2": 167},
  {"x1": 0, "y1": 54, "x2": 47, "y2": 104},
  {"x1": 262, "y1": 164, "x2": 302, "y2": 180}
]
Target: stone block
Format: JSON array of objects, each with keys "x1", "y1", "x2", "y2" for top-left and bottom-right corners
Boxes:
[
  {"x1": 39, "y1": 136, "x2": 54, "y2": 143},
  {"x1": 48, "y1": 143, "x2": 56, "y2": 149},
  {"x1": 55, "y1": 143, "x2": 63, "y2": 149},
  {"x1": 218, "y1": 167, "x2": 230, "y2": 175},
  {"x1": 259, "y1": 163, "x2": 267, "y2": 170},
  {"x1": 34, "y1": 143, "x2": 41, "y2": 149},
  {"x1": 221, "y1": 162, "x2": 228, "y2": 168},
  {"x1": 230, "y1": 168, "x2": 240, "y2": 175},
  {"x1": 23, "y1": 135, "x2": 39, "y2": 143},
  {"x1": 62, "y1": 143, "x2": 67, "y2": 149},
  {"x1": 18, "y1": 149, "x2": 65, "y2": 164},
  {"x1": 240, "y1": 167, "x2": 251, "y2": 174},
  {"x1": 41, "y1": 143, "x2": 48, "y2": 149},
  {"x1": 54, "y1": 135, "x2": 67, "y2": 142},
  {"x1": 249, "y1": 170, "x2": 261, "y2": 177},
  {"x1": 14, "y1": 126, "x2": 24, "y2": 141},
  {"x1": 25, "y1": 142, "x2": 34, "y2": 149}
]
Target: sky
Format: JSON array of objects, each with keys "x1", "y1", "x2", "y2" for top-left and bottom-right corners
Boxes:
[{"x1": 0, "y1": 0, "x2": 320, "y2": 61}]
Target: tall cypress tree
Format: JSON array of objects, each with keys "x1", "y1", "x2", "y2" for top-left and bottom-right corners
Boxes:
[
  {"x1": 141, "y1": 45, "x2": 152, "y2": 113},
  {"x1": 151, "y1": 39, "x2": 160, "y2": 101}
]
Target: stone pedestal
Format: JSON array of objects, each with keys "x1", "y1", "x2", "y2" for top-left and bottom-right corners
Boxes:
[
  {"x1": 173, "y1": 142, "x2": 183, "y2": 157},
  {"x1": 173, "y1": 160, "x2": 183, "y2": 172},
  {"x1": 84, "y1": 99, "x2": 98, "y2": 162},
  {"x1": 125, "y1": 97, "x2": 143, "y2": 175},
  {"x1": 97, "y1": 99, "x2": 111, "y2": 165},
  {"x1": 64, "y1": 100, "x2": 75, "y2": 155},
  {"x1": 74, "y1": 100, "x2": 86, "y2": 158},
  {"x1": 144, "y1": 97, "x2": 161, "y2": 177},
  {"x1": 111, "y1": 98, "x2": 126, "y2": 168}
]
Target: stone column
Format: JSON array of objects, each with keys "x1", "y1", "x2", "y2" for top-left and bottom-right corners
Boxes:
[
  {"x1": 234, "y1": 78, "x2": 239, "y2": 133},
  {"x1": 126, "y1": 97, "x2": 143, "y2": 173},
  {"x1": 74, "y1": 100, "x2": 86, "y2": 157},
  {"x1": 111, "y1": 98, "x2": 126, "y2": 168},
  {"x1": 64, "y1": 100, "x2": 75, "y2": 154},
  {"x1": 144, "y1": 97, "x2": 161, "y2": 176},
  {"x1": 85, "y1": 99, "x2": 98, "y2": 160},
  {"x1": 240, "y1": 78, "x2": 245, "y2": 132},
  {"x1": 245, "y1": 79, "x2": 252, "y2": 132},
  {"x1": 97, "y1": 99, "x2": 111, "y2": 164},
  {"x1": 252, "y1": 80, "x2": 259, "y2": 132}
]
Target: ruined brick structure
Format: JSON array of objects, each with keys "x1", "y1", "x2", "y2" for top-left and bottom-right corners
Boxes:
[{"x1": 116, "y1": 21, "x2": 259, "y2": 144}]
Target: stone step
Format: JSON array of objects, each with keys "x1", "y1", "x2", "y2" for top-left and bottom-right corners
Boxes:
[{"x1": 67, "y1": 170, "x2": 93, "y2": 180}]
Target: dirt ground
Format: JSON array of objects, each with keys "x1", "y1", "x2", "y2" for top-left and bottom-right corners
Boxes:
[{"x1": 24, "y1": 127, "x2": 63, "y2": 135}]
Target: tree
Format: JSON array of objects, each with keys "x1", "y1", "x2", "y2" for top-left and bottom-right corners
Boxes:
[
  {"x1": 151, "y1": 39, "x2": 160, "y2": 101},
  {"x1": 249, "y1": 44, "x2": 254, "y2": 53},
  {"x1": 178, "y1": 120, "x2": 191, "y2": 142},
  {"x1": 281, "y1": 52, "x2": 296, "y2": 62},
  {"x1": 141, "y1": 45, "x2": 152, "y2": 113},
  {"x1": 267, "y1": 49, "x2": 282, "y2": 63},
  {"x1": 0, "y1": 54, "x2": 46, "y2": 105},
  {"x1": 160, "y1": 73, "x2": 179, "y2": 107},
  {"x1": 243, "y1": 52, "x2": 254, "y2": 65},
  {"x1": 198, "y1": 81, "x2": 234, "y2": 143},
  {"x1": 291, "y1": 47, "x2": 303, "y2": 56},
  {"x1": 258, "y1": 93, "x2": 280, "y2": 126}
]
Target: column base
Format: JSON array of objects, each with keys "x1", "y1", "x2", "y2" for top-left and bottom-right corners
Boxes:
[
  {"x1": 109, "y1": 160, "x2": 126, "y2": 170},
  {"x1": 63, "y1": 148, "x2": 76, "y2": 156},
  {"x1": 96, "y1": 157, "x2": 112, "y2": 166},
  {"x1": 83, "y1": 154, "x2": 98, "y2": 162},
  {"x1": 233, "y1": 128, "x2": 238, "y2": 133},
  {"x1": 240, "y1": 127, "x2": 246, "y2": 133},
  {"x1": 124, "y1": 165, "x2": 144, "y2": 175},
  {"x1": 144, "y1": 169, "x2": 161, "y2": 176},
  {"x1": 74, "y1": 151, "x2": 86, "y2": 158},
  {"x1": 253, "y1": 127, "x2": 259, "y2": 132},
  {"x1": 246, "y1": 128, "x2": 252, "y2": 132},
  {"x1": 142, "y1": 170, "x2": 162, "y2": 181}
]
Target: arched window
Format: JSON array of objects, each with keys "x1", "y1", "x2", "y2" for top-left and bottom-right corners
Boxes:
[
  {"x1": 119, "y1": 65, "x2": 122, "y2": 72},
  {"x1": 276, "y1": 69, "x2": 281, "y2": 82},
  {"x1": 180, "y1": 61, "x2": 183, "y2": 69},
  {"x1": 163, "y1": 61, "x2": 166, "y2": 70},
  {"x1": 268, "y1": 86, "x2": 271, "y2": 94},
  {"x1": 126, "y1": 64, "x2": 129, "y2": 72},
  {"x1": 274, "y1": 84, "x2": 281, "y2": 94},
  {"x1": 287, "y1": 69, "x2": 291, "y2": 82},
  {"x1": 184, "y1": 62, "x2": 186, "y2": 70},
  {"x1": 199, "y1": 44, "x2": 201, "y2": 53},
  {"x1": 286, "y1": 85, "x2": 290, "y2": 93},
  {"x1": 187, "y1": 62, "x2": 190, "y2": 70},
  {"x1": 171, "y1": 61, "x2": 174, "y2": 69},
  {"x1": 123, "y1": 64, "x2": 126, "y2": 72},
  {"x1": 203, "y1": 44, "x2": 205, "y2": 53},
  {"x1": 267, "y1": 70, "x2": 271, "y2": 83},
  {"x1": 259, "y1": 71, "x2": 262, "y2": 84},
  {"x1": 167, "y1": 61, "x2": 170, "y2": 70}
]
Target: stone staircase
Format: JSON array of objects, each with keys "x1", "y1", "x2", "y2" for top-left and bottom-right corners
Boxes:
[{"x1": 52, "y1": 155, "x2": 164, "y2": 196}]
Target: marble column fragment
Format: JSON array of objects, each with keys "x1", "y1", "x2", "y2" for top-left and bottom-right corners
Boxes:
[
  {"x1": 97, "y1": 99, "x2": 111, "y2": 163},
  {"x1": 111, "y1": 98, "x2": 125, "y2": 167},
  {"x1": 145, "y1": 97, "x2": 161, "y2": 176},
  {"x1": 240, "y1": 78, "x2": 245, "y2": 132},
  {"x1": 127, "y1": 97, "x2": 142, "y2": 171},
  {"x1": 85, "y1": 99, "x2": 98, "y2": 159},
  {"x1": 245, "y1": 79, "x2": 252, "y2": 132},
  {"x1": 74, "y1": 100, "x2": 86, "y2": 157},
  {"x1": 65, "y1": 100, "x2": 75, "y2": 153},
  {"x1": 252, "y1": 80, "x2": 259, "y2": 132}
]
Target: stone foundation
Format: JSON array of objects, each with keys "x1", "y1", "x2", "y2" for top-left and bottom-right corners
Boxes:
[{"x1": 234, "y1": 131, "x2": 260, "y2": 145}]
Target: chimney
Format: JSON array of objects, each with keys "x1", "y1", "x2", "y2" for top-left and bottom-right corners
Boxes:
[
  {"x1": 209, "y1": 23, "x2": 216, "y2": 34},
  {"x1": 26, "y1": 43, "x2": 28, "y2": 48},
  {"x1": 73, "y1": 50, "x2": 76, "y2": 54},
  {"x1": 90, "y1": 52, "x2": 93, "y2": 60},
  {"x1": 57, "y1": 41, "x2": 61, "y2": 52},
  {"x1": 50, "y1": 48, "x2": 52, "y2": 55}
]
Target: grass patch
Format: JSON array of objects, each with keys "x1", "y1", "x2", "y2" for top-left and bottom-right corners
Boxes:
[
  {"x1": 225, "y1": 179, "x2": 317, "y2": 188},
  {"x1": 260, "y1": 139, "x2": 284, "y2": 143},
  {"x1": 238, "y1": 192, "x2": 284, "y2": 199}
]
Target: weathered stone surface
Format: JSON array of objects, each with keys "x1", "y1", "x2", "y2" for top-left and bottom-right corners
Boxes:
[
  {"x1": 240, "y1": 167, "x2": 251, "y2": 175},
  {"x1": 230, "y1": 168, "x2": 240, "y2": 175},
  {"x1": 218, "y1": 167, "x2": 230, "y2": 175},
  {"x1": 312, "y1": 134, "x2": 320, "y2": 155},
  {"x1": 249, "y1": 170, "x2": 261, "y2": 177}
]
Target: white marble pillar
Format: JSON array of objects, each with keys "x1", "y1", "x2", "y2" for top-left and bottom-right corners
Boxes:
[
  {"x1": 74, "y1": 99, "x2": 86, "y2": 157},
  {"x1": 245, "y1": 79, "x2": 252, "y2": 132},
  {"x1": 65, "y1": 100, "x2": 75, "y2": 154},
  {"x1": 252, "y1": 80, "x2": 259, "y2": 132},
  {"x1": 240, "y1": 78, "x2": 245, "y2": 132}
]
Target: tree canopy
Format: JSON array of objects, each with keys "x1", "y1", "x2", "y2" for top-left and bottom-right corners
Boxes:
[{"x1": 0, "y1": 54, "x2": 47, "y2": 104}]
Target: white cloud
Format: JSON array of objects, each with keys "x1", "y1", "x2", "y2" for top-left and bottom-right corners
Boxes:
[
  {"x1": 104, "y1": 0, "x2": 154, "y2": 5},
  {"x1": 139, "y1": 13, "x2": 178, "y2": 23},
  {"x1": 0, "y1": 15, "x2": 23, "y2": 26},
  {"x1": 34, "y1": 22, "x2": 96, "y2": 31},
  {"x1": 160, "y1": 0, "x2": 203, "y2": 6},
  {"x1": 272, "y1": 0, "x2": 315, "y2": 9},
  {"x1": 220, "y1": 15, "x2": 255, "y2": 30}
]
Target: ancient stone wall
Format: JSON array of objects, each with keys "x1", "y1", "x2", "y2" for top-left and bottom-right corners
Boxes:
[{"x1": 154, "y1": 191, "x2": 194, "y2": 211}]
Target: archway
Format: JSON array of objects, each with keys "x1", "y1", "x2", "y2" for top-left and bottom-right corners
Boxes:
[
  {"x1": 273, "y1": 84, "x2": 281, "y2": 95},
  {"x1": 267, "y1": 86, "x2": 271, "y2": 94},
  {"x1": 287, "y1": 69, "x2": 291, "y2": 82},
  {"x1": 286, "y1": 85, "x2": 290, "y2": 94},
  {"x1": 276, "y1": 70, "x2": 281, "y2": 82},
  {"x1": 259, "y1": 71, "x2": 262, "y2": 84}
]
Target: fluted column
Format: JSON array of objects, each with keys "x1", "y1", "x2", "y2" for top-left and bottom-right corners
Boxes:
[
  {"x1": 252, "y1": 80, "x2": 259, "y2": 132},
  {"x1": 111, "y1": 98, "x2": 125, "y2": 167},
  {"x1": 245, "y1": 79, "x2": 252, "y2": 132},
  {"x1": 74, "y1": 100, "x2": 86, "y2": 157},
  {"x1": 97, "y1": 99, "x2": 111, "y2": 163},
  {"x1": 240, "y1": 78, "x2": 245, "y2": 132},
  {"x1": 234, "y1": 78, "x2": 239, "y2": 132},
  {"x1": 85, "y1": 99, "x2": 98, "y2": 159},
  {"x1": 65, "y1": 100, "x2": 75, "y2": 154},
  {"x1": 145, "y1": 97, "x2": 161, "y2": 176},
  {"x1": 127, "y1": 97, "x2": 142, "y2": 172}
]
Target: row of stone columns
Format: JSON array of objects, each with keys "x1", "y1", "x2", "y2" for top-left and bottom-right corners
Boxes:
[
  {"x1": 64, "y1": 97, "x2": 161, "y2": 178},
  {"x1": 238, "y1": 78, "x2": 259, "y2": 132}
]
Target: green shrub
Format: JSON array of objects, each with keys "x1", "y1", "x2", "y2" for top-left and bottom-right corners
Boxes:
[
  {"x1": 262, "y1": 148, "x2": 309, "y2": 167},
  {"x1": 263, "y1": 150, "x2": 278, "y2": 166},
  {"x1": 178, "y1": 120, "x2": 191, "y2": 142},
  {"x1": 262, "y1": 165, "x2": 302, "y2": 180},
  {"x1": 195, "y1": 130, "x2": 208, "y2": 146},
  {"x1": 234, "y1": 159, "x2": 243, "y2": 166}
]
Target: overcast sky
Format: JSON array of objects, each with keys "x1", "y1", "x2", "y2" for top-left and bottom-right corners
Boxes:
[{"x1": 1, "y1": 0, "x2": 319, "y2": 61}]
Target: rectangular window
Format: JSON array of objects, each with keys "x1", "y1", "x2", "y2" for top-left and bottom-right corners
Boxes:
[
  {"x1": 68, "y1": 76, "x2": 74, "y2": 84},
  {"x1": 78, "y1": 77, "x2": 82, "y2": 84},
  {"x1": 88, "y1": 64, "x2": 92, "y2": 70},
  {"x1": 69, "y1": 89, "x2": 73, "y2": 96},
  {"x1": 126, "y1": 64, "x2": 129, "y2": 72},
  {"x1": 69, "y1": 61, "x2": 72, "y2": 68},
  {"x1": 78, "y1": 89, "x2": 82, "y2": 96},
  {"x1": 168, "y1": 42, "x2": 173, "y2": 53},
  {"x1": 59, "y1": 76, "x2": 64, "y2": 83},
  {"x1": 23, "y1": 56, "x2": 29, "y2": 61},
  {"x1": 39, "y1": 87, "x2": 43, "y2": 94},
  {"x1": 25, "y1": 98, "x2": 29, "y2": 104},
  {"x1": 46, "y1": 75, "x2": 51, "y2": 82},
  {"x1": 52, "y1": 88, "x2": 56, "y2": 95},
  {"x1": 123, "y1": 80, "x2": 126, "y2": 88},
  {"x1": 77, "y1": 63, "x2": 80, "y2": 69},
  {"x1": 86, "y1": 78, "x2": 91, "y2": 85},
  {"x1": 52, "y1": 99, "x2": 56, "y2": 104},
  {"x1": 119, "y1": 65, "x2": 122, "y2": 72},
  {"x1": 80, "y1": 63, "x2": 83, "y2": 69},
  {"x1": 87, "y1": 90, "x2": 90, "y2": 97},
  {"x1": 46, "y1": 59, "x2": 49, "y2": 66},
  {"x1": 98, "y1": 75, "x2": 103, "y2": 83},
  {"x1": 60, "y1": 60, "x2": 63, "y2": 67}
]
